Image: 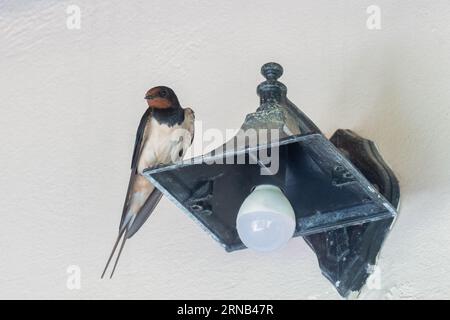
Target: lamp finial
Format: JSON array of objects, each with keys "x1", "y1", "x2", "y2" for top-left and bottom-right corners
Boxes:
[{"x1": 261, "y1": 62, "x2": 283, "y2": 81}]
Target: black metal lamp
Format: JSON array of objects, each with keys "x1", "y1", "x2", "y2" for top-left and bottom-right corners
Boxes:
[{"x1": 143, "y1": 62, "x2": 399, "y2": 297}]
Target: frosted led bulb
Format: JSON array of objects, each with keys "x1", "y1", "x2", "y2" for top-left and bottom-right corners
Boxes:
[{"x1": 236, "y1": 185, "x2": 296, "y2": 252}]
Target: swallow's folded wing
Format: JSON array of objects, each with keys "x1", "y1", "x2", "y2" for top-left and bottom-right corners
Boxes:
[{"x1": 119, "y1": 108, "x2": 151, "y2": 230}]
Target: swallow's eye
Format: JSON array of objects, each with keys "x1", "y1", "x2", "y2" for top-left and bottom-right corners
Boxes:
[{"x1": 159, "y1": 89, "x2": 167, "y2": 98}]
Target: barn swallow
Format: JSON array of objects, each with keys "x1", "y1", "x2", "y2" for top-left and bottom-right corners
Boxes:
[{"x1": 101, "y1": 86, "x2": 195, "y2": 278}]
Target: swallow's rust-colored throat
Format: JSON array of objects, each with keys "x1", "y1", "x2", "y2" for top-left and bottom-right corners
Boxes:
[{"x1": 146, "y1": 97, "x2": 171, "y2": 109}]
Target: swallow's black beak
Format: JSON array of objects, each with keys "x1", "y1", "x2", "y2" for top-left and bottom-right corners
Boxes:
[{"x1": 145, "y1": 95, "x2": 152, "y2": 100}]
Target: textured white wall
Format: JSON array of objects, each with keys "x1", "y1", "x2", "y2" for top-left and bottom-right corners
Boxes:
[{"x1": 1, "y1": 0, "x2": 450, "y2": 299}]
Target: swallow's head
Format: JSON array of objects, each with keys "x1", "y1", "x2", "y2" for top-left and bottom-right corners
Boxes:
[{"x1": 145, "y1": 86, "x2": 179, "y2": 109}]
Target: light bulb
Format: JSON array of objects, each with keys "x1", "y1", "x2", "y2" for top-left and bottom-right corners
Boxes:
[{"x1": 236, "y1": 185, "x2": 296, "y2": 252}]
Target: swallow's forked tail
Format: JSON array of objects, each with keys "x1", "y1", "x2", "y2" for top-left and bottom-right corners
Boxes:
[{"x1": 101, "y1": 225, "x2": 129, "y2": 279}]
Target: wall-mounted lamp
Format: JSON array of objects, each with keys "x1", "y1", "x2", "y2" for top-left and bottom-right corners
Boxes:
[{"x1": 143, "y1": 62, "x2": 399, "y2": 297}]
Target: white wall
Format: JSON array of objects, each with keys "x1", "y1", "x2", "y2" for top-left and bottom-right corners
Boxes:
[{"x1": 1, "y1": 0, "x2": 450, "y2": 299}]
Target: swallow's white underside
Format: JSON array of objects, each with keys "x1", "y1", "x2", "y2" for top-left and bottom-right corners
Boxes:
[{"x1": 128, "y1": 108, "x2": 195, "y2": 217}]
